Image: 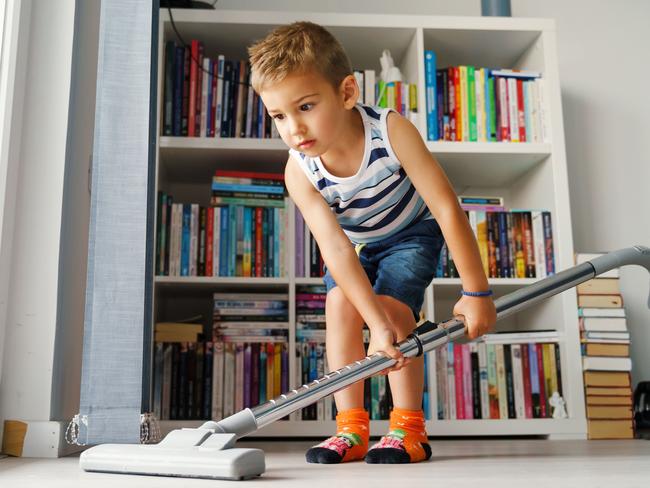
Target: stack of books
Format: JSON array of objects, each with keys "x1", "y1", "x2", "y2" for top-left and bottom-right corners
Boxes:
[
  {"x1": 211, "y1": 292, "x2": 289, "y2": 421},
  {"x1": 576, "y1": 253, "x2": 634, "y2": 439}
]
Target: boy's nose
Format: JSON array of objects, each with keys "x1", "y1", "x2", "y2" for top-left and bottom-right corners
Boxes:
[{"x1": 289, "y1": 118, "x2": 306, "y2": 136}]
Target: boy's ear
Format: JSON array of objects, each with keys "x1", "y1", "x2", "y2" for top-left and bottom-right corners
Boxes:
[{"x1": 339, "y1": 74, "x2": 360, "y2": 109}]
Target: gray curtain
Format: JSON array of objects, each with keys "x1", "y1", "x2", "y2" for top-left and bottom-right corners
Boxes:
[{"x1": 78, "y1": 0, "x2": 155, "y2": 444}]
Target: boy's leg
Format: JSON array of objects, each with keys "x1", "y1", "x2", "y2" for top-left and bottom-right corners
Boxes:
[
  {"x1": 306, "y1": 287, "x2": 369, "y2": 464},
  {"x1": 365, "y1": 295, "x2": 431, "y2": 464}
]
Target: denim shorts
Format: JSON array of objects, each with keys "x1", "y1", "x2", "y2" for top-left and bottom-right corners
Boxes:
[{"x1": 323, "y1": 218, "x2": 445, "y2": 320}]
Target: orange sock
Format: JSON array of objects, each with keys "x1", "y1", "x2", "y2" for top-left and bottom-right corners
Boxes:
[
  {"x1": 365, "y1": 408, "x2": 431, "y2": 464},
  {"x1": 305, "y1": 408, "x2": 369, "y2": 464}
]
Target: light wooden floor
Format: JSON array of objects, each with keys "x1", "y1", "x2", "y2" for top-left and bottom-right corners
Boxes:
[{"x1": 1, "y1": 439, "x2": 649, "y2": 487}]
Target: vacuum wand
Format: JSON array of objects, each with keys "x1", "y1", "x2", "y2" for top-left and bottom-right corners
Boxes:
[{"x1": 204, "y1": 245, "x2": 650, "y2": 438}]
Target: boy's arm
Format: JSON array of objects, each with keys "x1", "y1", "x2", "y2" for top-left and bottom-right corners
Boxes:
[
  {"x1": 386, "y1": 113, "x2": 496, "y2": 338},
  {"x1": 284, "y1": 155, "x2": 404, "y2": 363}
]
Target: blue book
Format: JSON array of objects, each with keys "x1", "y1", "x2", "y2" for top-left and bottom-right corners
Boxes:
[
  {"x1": 211, "y1": 182, "x2": 284, "y2": 194},
  {"x1": 274, "y1": 208, "x2": 280, "y2": 277},
  {"x1": 228, "y1": 205, "x2": 237, "y2": 276},
  {"x1": 424, "y1": 50, "x2": 438, "y2": 140},
  {"x1": 497, "y1": 212, "x2": 509, "y2": 278},
  {"x1": 528, "y1": 343, "x2": 540, "y2": 418},
  {"x1": 181, "y1": 204, "x2": 191, "y2": 276},
  {"x1": 219, "y1": 206, "x2": 229, "y2": 276},
  {"x1": 173, "y1": 45, "x2": 184, "y2": 136}
]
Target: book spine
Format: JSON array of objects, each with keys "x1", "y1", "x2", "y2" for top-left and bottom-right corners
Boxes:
[
  {"x1": 503, "y1": 344, "x2": 516, "y2": 418},
  {"x1": 521, "y1": 344, "x2": 533, "y2": 418},
  {"x1": 463, "y1": 344, "x2": 473, "y2": 419},
  {"x1": 536, "y1": 343, "x2": 547, "y2": 417},
  {"x1": 447, "y1": 342, "x2": 456, "y2": 419},
  {"x1": 511, "y1": 344, "x2": 526, "y2": 419},
  {"x1": 507, "y1": 77, "x2": 519, "y2": 142},
  {"x1": 478, "y1": 342, "x2": 490, "y2": 420},
  {"x1": 453, "y1": 344, "x2": 464, "y2": 419},
  {"x1": 424, "y1": 50, "x2": 438, "y2": 140}
]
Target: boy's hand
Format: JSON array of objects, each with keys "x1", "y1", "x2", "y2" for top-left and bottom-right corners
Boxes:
[
  {"x1": 452, "y1": 295, "x2": 497, "y2": 340},
  {"x1": 367, "y1": 327, "x2": 408, "y2": 373}
]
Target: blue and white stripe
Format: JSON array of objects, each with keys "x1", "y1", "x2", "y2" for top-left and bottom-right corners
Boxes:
[{"x1": 290, "y1": 104, "x2": 431, "y2": 244}]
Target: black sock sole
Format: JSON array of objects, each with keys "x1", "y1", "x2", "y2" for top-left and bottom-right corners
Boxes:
[
  {"x1": 365, "y1": 443, "x2": 432, "y2": 464},
  {"x1": 306, "y1": 447, "x2": 343, "y2": 464}
]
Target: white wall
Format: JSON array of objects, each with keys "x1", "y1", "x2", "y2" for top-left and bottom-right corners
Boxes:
[{"x1": 0, "y1": 0, "x2": 76, "y2": 437}]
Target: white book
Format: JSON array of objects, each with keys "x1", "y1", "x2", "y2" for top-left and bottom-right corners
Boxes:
[
  {"x1": 580, "y1": 317, "x2": 627, "y2": 332},
  {"x1": 200, "y1": 57, "x2": 210, "y2": 137},
  {"x1": 529, "y1": 80, "x2": 540, "y2": 142},
  {"x1": 507, "y1": 77, "x2": 519, "y2": 142},
  {"x1": 364, "y1": 69, "x2": 376, "y2": 106},
  {"x1": 223, "y1": 343, "x2": 235, "y2": 417},
  {"x1": 212, "y1": 342, "x2": 225, "y2": 420},
  {"x1": 234, "y1": 343, "x2": 244, "y2": 412},
  {"x1": 579, "y1": 307, "x2": 625, "y2": 317},
  {"x1": 583, "y1": 331, "x2": 630, "y2": 341},
  {"x1": 536, "y1": 78, "x2": 550, "y2": 143},
  {"x1": 582, "y1": 356, "x2": 632, "y2": 372},
  {"x1": 511, "y1": 344, "x2": 526, "y2": 419},
  {"x1": 498, "y1": 77, "x2": 509, "y2": 140},
  {"x1": 575, "y1": 253, "x2": 620, "y2": 278},
  {"x1": 481, "y1": 330, "x2": 559, "y2": 342},
  {"x1": 215, "y1": 55, "x2": 225, "y2": 137},
  {"x1": 486, "y1": 343, "x2": 498, "y2": 419},
  {"x1": 495, "y1": 344, "x2": 508, "y2": 419},
  {"x1": 190, "y1": 203, "x2": 199, "y2": 276},
  {"x1": 478, "y1": 342, "x2": 490, "y2": 420},
  {"x1": 531, "y1": 211, "x2": 547, "y2": 278},
  {"x1": 490, "y1": 69, "x2": 541, "y2": 79}
]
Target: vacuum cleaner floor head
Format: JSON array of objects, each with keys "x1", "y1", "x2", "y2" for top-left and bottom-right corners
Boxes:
[{"x1": 79, "y1": 432, "x2": 265, "y2": 480}]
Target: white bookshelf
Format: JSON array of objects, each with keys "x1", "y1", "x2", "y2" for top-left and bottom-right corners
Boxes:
[{"x1": 154, "y1": 9, "x2": 586, "y2": 439}]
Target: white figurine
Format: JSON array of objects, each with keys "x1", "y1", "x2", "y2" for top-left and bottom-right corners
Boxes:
[
  {"x1": 379, "y1": 49, "x2": 402, "y2": 83},
  {"x1": 549, "y1": 391, "x2": 568, "y2": 419}
]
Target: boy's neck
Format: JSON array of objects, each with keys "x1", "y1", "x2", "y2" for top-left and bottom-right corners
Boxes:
[{"x1": 318, "y1": 107, "x2": 365, "y2": 177}]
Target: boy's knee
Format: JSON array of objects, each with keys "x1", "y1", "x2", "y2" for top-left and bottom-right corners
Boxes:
[
  {"x1": 326, "y1": 288, "x2": 363, "y2": 327},
  {"x1": 377, "y1": 295, "x2": 416, "y2": 339}
]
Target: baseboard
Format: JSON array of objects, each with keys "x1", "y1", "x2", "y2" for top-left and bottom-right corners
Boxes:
[{"x1": 2, "y1": 420, "x2": 85, "y2": 458}]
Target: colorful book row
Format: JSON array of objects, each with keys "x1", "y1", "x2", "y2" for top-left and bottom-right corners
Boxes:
[
  {"x1": 434, "y1": 341, "x2": 564, "y2": 420},
  {"x1": 424, "y1": 50, "x2": 549, "y2": 142}
]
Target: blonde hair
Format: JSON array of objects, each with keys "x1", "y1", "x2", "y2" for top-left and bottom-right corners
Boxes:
[{"x1": 248, "y1": 21, "x2": 353, "y2": 93}]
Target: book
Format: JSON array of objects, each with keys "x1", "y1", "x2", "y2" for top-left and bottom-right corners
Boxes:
[
  {"x1": 586, "y1": 405, "x2": 633, "y2": 419},
  {"x1": 582, "y1": 356, "x2": 632, "y2": 372},
  {"x1": 579, "y1": 317, "x2": 627, "y2": 332},
  {"x1": 578, "y1": 295, "x2": 623, "y2": 308},
  {"x1": 578, "y1": 308, "x2": 625, "y2": 318},
  {"x1": 577, "y1": 279, "x2": 621, "y2": 295},
  {"x1": 583, "y1": 371, "x2": 630, "y2": 387},
  {"x1": 587, "y1": 419, "x2": 634, "y2": 439},
  {"x1": 581, "y1": 343, "x2": 629, "y2": 357}
]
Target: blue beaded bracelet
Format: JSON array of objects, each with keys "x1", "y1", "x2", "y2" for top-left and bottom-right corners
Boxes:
[{"x1": 461, "y1": 289, "x2": 493, "y2": 297}]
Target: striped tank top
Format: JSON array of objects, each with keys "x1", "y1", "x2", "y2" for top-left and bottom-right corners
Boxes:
[{"x1": 289, "y1": 103, "x2": 432, "y2": 244}]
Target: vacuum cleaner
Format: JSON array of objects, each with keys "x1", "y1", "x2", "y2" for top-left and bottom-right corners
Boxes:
[{"x1": 79, "y1": 245, "x2": 650, "y2": 480}]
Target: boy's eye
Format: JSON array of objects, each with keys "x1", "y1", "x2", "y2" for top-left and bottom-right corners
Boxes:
[
  {"x1": 273, "y1": 114, "x2": 284, "y2": 121},
  {"x1": 300, "y1": 103, "x2": 313, "y2": 111}
]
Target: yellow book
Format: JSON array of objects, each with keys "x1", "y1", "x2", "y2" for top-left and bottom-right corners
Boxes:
[
  {"x1": 578, "y1": 294, "x2": 623, "y2": 308},
  {"x1": 495, "y1": 344, "x2": 508, "y2": 419},
  {"x1": 577, "y1": 278, "x2": 620, "y2": 295},
  {"x1": 459, "y1": 66, "x2": 469, "y2": 141},
  {"x1": 155, "y1": 322, "x2": 203, "y2": 333},
  {"x1": 586, "y1": 405, "x2": 633, "y2": 419},
  {"x1": 586, "y1": 396, "x2": 633, "y2": 406},
  {"x1": 476, "y1": 211, "x2": 489, "y2": 276},
  {"x1": 583, "y1": 371, "x2": 630, "y2": 388},
  {"x1": 547, "y1": 343, "x2": 559, "y2": 396},
  {"x1": 155, "y1": 331, "x2": 201, "y2": 343},
  {"x1": 542, "y1": 343, "x2": 553, "y2": 400},
  {"x1": 585, "y1": 386, "x2": 632, "y2": 396},
  {"x1": 587, "y1": 419, "x2": 634, "y2": 439}
]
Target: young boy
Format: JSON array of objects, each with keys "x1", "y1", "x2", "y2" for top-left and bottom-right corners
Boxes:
[{"x1": 248, "y1": 22, "x2": 496, "y2": 464}]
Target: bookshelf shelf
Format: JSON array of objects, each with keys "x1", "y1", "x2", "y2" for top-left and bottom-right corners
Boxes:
[{"x1": 153, "y1": 9, "x2": 584, "y2": 439}]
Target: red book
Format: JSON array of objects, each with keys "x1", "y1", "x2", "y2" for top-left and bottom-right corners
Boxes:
[
  {"x1": 394, "y1": 81, "x2": 402, "y2": 114},
  {"x1": 536, "y1": 343, "x2": 547, "y2": 418},
  {"x1": 255, "y1": 208, "x2": 263, "y2": 277},
  {"x1": 521, "y1": 344, "x2": 533, "y2": 419},
  {"x1": 214, "y1": 169, "x2": 284, "y2": 181},
  {"x1": 454, "y1": 67, "x2": 462, "y2": 141},
  {"x1": 516, "y1": 78, "x2": 526, "y2": 142},
  {"x1": 188, "y1": 40, "x2": 200, "y2": 137},
  {"x1": 447, "y1": 67, "x2": 456, "y2": 141},
  {"x1": 454, "y1": 344, "x2": 465, "y2": 419},
  {"x1": 206, "y1": 206, "x2": 213, "y2": 276}
]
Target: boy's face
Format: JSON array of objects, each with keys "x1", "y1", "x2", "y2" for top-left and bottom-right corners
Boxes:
[{"x1": 260, "y1": 71, "x2": 357, "y2": 157}]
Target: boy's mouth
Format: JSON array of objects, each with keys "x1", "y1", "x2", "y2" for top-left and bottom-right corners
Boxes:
[{"x1": 298, "y1": 139, "x2": 316, "y2": 149}]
